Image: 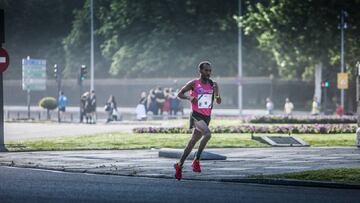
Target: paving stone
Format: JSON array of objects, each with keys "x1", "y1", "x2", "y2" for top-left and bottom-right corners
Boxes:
[{"x1": 1, "y1": 147, "x2": 360, "y2": 180}]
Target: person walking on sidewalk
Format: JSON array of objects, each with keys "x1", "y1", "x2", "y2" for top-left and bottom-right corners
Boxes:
[
  {"x1": 174, "y1": 61, "x2": 221, "y2": 180},
  {"x1": 284, "y1": 98, "x2": 294, "y2": 116},
  {"x1": 58, "y1": 91, "x2": 68, "y2": 122}
]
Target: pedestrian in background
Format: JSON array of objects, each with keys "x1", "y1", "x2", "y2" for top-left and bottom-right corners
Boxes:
[
  {"x1": 176, "y1": 89, "x2": 184, "y2": 116},
  {"x1": 136, "y1": 92, "x2": 147, "y2": 121},
  {"x1": 162, "y1": 88, "x2": 171, "y2": 115},
  {"x1": 266, "y1": 97, "x2": 274, "y2": 115},
  {"x1": 147, "y1": 89, "x2": 157, "y2": 115},
  {"x1": 58, "y1": 91, "x2": 68, "y2": 122},
  {"x1": 170, "y1": 89, "x2": 179, "y2": 116},
  {"x1": 311, "y1": 96, "x2": 320, "y2": 115},
  {"x1": 105, "y1": 95, "x2": 119, "y2": 123},
  {"x1": 79, "y1": 92, "x2": 88, "y2": 123},
  {"x1": 336, "y1": 103, "x2": 344, "y2": 117},
  {"x1": 284, "y1": 98, "x2": 294, "y2": 116},
  {"x1": 155, "y1": 87, "x2": 165, "y2": 115}
]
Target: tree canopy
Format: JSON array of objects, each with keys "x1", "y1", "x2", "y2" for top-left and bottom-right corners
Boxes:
[
  {"x1": 63, "y1": 0, "x2": 276, "y2": 78},
  {"x1": 3, "y1": 0, "x2": 360, "y2": 81},
  {"x1": 240, "y1": 0, "x2": 360, "y2": 80},
  {"x1": 1, "y1": 0, "x2": 83, "y2": 79}
]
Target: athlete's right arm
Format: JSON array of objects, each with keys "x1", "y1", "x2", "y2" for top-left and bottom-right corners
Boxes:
[{"x1": 177, "y1": 80, "x2": 196, "y2": 103}]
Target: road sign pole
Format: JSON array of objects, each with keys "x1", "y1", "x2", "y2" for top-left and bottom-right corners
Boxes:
[
  {"x1": 0, "y1": 9, "x2": 7, "y2": 151},
  {"x1": 27, "y1": 88, "x2": 31, "y2": 120},
  {"x1": 0, "y1": 72, "x2": 6, "y2": 151}
]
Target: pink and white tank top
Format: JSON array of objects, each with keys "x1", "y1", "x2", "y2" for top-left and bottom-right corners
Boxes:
[{"x1": 190, "y1": 79, "x2": 214, "y2": 116}]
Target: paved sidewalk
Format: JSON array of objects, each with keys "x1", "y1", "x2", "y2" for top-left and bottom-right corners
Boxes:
[{"x1": 0, "y1": 147, "x2": 360, "y2": 181}]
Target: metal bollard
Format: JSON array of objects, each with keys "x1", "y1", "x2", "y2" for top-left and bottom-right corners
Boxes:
[{"x1": 357, "y1": 128, "x2": 360, "y2": 148}]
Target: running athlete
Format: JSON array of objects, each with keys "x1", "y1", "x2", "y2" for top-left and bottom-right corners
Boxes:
[{"x1": 174, "y1": 61, "x2": 221, "y2": 180}]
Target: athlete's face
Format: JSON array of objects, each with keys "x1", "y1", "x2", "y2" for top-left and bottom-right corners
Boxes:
[{"x1": 200, "y1": 65, "x2": 212, "y2": 80}]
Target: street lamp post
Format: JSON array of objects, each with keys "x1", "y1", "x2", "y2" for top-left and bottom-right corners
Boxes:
[
  {"x1": 90, "y1": 0, "x2": 94, "y2": 92},
  {"x1": 339, "y1": 9, "x2": 348, "y2": 109},
  {"x1": 238, "y1": 0, "x2": 243, "y2": 116},
  {"x1": 356, "y1": 62, "x2": 360, "y2": 127},
  {"x1": 79, "y1": 65, "x2": 87, "y2": 122}
]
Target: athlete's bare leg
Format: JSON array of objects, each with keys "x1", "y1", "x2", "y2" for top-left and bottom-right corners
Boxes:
[
  {"x1": 194, "y1": 120, "x2": 211, "y2": 160},
  {"x1": 178, "y1": 128, "x2": 202, "y2": 166}
]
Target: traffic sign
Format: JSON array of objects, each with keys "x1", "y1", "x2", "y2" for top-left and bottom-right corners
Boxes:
[
  {"x1": 22, "y1": 58, "x2": 46, "y2": 91},
  {"x1": 337, "y1": 73, "x2": 348, "y2": 89},
  {"x1": 0, "y1": 48, "x2": 9, "y2": 73}
]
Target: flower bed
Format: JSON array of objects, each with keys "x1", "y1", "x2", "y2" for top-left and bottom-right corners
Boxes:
[
  {"x1": 247, "y1": 115, "x2": 357, "y2": 124},
  {"x1": 133, "y1": 124, "x2": 357, "y2": 134}
]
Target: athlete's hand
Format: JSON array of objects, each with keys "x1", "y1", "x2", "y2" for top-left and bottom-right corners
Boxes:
[{"x1": 216, "y1": 97, "x2": 222, "y2": 104}]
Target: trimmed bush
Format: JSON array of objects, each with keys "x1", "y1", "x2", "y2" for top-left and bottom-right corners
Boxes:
[
  {"x1": 247, "y1": 115, "x2": 356, "y2": 124},
  {"x1": 39, "y1": 97, "x2": 57, "y2": 120},
  {"x1": 133, "y1": 124, "x2": 357, "y2": 134}
]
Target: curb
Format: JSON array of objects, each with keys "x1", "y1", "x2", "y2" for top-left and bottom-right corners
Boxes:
[
  {"x1": 1, "y1": 162, "x2": 360, "y2": 189},
  {"x1": 214, "y1": 178, "x2": 360, "y2": 189}
]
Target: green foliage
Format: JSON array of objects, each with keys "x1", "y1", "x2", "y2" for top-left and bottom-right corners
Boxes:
[
  {"x1": 39, "y1": 97, "x2": 57, "y2": 110},
  {"x1": 248, "y1": 116, "x2": 357, "y2": 124},
  {"x1": 0, "y1": 0, "x2": 83, "y2": 79},
  {"x1": 63, "y1": 0, "x2": 277, "y2": 78},
  {"x1": 240, "y1": 0, "x2": 360, "y2": 80},
  {"x1": 133, "y1": 124, "x2": 357, "y2": 134},
  {"x1": 5, "y1": 132, "x2": 355, "y2": 151},
  {"x1": 254, "y1": 168, "x2": 360, "y2": 184},
  {"x1": 5, "y1": 133, "x2": 269, "y2": 151}
]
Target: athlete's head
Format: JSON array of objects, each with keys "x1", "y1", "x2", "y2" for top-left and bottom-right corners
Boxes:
[{"x1": 198, "y1": 61, "x2": 212, "y2": 80}]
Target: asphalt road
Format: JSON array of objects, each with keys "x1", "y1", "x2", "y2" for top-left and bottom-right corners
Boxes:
[{"x1": 0, "y1": 166, "x2": 359, "y2": 203}]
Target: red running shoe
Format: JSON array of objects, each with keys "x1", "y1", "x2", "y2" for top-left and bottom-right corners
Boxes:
[
  {"x1": 192, "y1": 160, "x2": 201, "y2": 173},
  {"x1": 174, "y1": 163, "x2": 182, "y2": 180}
]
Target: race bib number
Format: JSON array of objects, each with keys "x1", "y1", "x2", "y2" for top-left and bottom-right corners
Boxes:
[{"x1": 197, "y1": 94, "x2": 212, "y2": 109}]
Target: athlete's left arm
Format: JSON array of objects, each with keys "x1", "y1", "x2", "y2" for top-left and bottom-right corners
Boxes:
[{"x1": 213, "y1": 82, "x2": 221, "y2": 104}]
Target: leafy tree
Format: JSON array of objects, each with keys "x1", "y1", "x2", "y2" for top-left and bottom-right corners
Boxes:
[
  {"x1": 64, "y1": 0, "x2": 277, "y2": 78},
  {"x1": 0, "y1": 0, "x2": 83, "y2": 79},
  {"x1": 240, "y1": 0, "x2": 360, "y2": 80}
]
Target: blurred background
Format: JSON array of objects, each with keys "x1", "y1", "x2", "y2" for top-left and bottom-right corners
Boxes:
[{"x1": 1, "y1": 0, "x2": 360, "y2": 118}]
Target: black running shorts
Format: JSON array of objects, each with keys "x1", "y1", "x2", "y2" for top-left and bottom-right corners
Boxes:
[{"x1": 189, "y1": 111, "x2": 211, "y2": 129}]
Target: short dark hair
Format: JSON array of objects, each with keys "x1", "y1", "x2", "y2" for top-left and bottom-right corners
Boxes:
[{"x1": 198, "y1": 61, "x2": 212, "y2": 70}]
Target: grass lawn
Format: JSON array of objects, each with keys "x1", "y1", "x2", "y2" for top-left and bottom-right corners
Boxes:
[
  {"x1": 5, "y1": 132, "x2": 356, "y2": 151},
  {"x1": 252, "y1": 168, "x2": 360, "y2": 184},
  {"x1": 5, "y1": 133, "x2": 267, "y2": 151},
  {"x1": 296, "y1": 134, "x2": 355, "y2": 147}
]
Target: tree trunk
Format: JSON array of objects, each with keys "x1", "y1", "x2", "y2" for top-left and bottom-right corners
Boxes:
[{"x1": 47, "y1": 109, "x2": 50, "y2": 120}]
